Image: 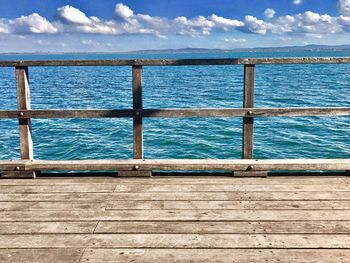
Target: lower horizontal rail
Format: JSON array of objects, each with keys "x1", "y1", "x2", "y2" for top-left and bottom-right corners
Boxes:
[
  {"x1": 0, "y1": 107, "x2": 350, "y2": 119},
  {"x1": 1, "y1": 159, "x2": 350, "y2": 172}
]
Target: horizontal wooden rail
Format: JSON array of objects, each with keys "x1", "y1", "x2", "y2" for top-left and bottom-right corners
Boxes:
[
  {"x1": 1, "y1": 159, "x2": 350, "y2": 172},
  {"x1": 1, "y1": 57, "x2": 350, "y2": 67},
  {"x1": 0, "y1": 57, "x2": 349, "y2": 178},
  {"x1": 0, "y1": 108, "x2": 350, "y2": 119}
]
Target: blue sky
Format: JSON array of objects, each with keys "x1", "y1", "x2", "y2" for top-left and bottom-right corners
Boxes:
[{"x1": 0, "y1": 0, "x2": 349, "y2": 52}]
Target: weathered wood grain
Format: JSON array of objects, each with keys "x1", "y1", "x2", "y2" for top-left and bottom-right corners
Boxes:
[
  {"x1": 15, "y1": 67, "x2": 33, "y2": 161},
  {"x1": 242, "y1": 64, "x2": 255, "y2": 159},
  {"x1": 132, "y1": 65, "x2": 144, "y2": 160},
  {"x1": 105, "y1": 200, "x2": 350, "y2": 210},
  {"x1": 0, "y1": 222, "x2": 97, "y2": 234},
  {"x1": 80, "y1": 249, "x2": 350, "y2": 263},
  {"x1": 19, "y1": 159, "x2": 350, "y2": 171},
  {"x1": 2, "y1": 183, "x2": 348, "y2": 193},
  {"x1": 112, "y1": 184, "x2": 350, "y2": 192},
  {"x1": 0, "y1": 176, "x2": 347, "y2": 185},
  {"x1": 0, "y1": 161, "x2": 27, "y2": 171},
  {"x1": 2, "y1": 107, "x2": 350, "y2": 119},
  {"x1": 1, "y1": 210, "x2": 350, "y2": 221},
  {"x1": 0, "y1": 201, "x2": 107, "y2": 211},
  {"x1": 0, "y1": 184, "x2": 115, "y2": 193},
  {"x1": 1, "y1": 234, "x2": 350, "y2": 248},
  {"x1": 0, "y1": 249, "x2": 83, "y2": 263},
  {"x1": 95, "y1": 221, "x2": 350, "y2": 234},
  {"x1": 2, "y1": 191, "x2": 350, "y2": 201},
  {"x1": 1, "y1": 57, "x2": 350, "y2": 67},
  {"x1": 15, "y1": 66, "x2": 35, "y2": 178},
  {"x1": 0, "y1": 176, "x2": 349, "y2": 262}
]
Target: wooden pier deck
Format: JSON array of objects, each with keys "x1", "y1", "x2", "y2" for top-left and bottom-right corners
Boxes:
[{"x1": 0, "y1": 175, "x2": 350, "y2": 262}]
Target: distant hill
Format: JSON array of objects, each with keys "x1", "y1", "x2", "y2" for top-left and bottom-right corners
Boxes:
[
  {"x1": 2, "y1": 44, "x2": 350, "y2": 55},
  {"x1": 130, "y1": 45, "x2": 350, "y2": 54}
]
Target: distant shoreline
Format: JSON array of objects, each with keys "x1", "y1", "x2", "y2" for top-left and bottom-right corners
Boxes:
[{"x1": 1, "y1": 44, "x2": 350, "y2": 55}]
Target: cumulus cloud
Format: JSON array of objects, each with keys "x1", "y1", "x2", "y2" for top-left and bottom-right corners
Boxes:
[
  {"x1": 7, "y1": 13, "x2": 57, "y2": 34},
  {"x1": 264, "y1": 8, "x2": 276, "y2": 19},
  {"x1": 238, "y1": 10, "x2": 341, "y2": 35},
  {"x1": 56, "y1": 5, "x2": 118, "y2": 34},
  {"x1": 115, "y1": 3, "x2": 134, "y2": 19},
  {"x1": 338, "y1": 0, "x2": 350, "y2": 16},
  {"x1": 0, "y1": 1, "x2": 349, "y2": 40},
  {"x1": 293, "y1": 0, "x2": 302, "y2": 5},
  {"x1": 57, "y1": 6, "x2": 91, "y2": 25}
]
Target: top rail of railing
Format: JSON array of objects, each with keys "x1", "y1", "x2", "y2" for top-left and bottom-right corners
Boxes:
[{"x1": 1, "y1": 57, "x2": 350, "y2": 67}]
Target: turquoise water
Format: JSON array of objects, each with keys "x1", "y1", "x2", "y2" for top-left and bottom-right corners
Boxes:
[{"x1": 0, "y1": 51, "x2": 349, "y2": 160}]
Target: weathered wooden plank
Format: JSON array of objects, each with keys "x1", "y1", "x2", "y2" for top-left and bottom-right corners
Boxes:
[
  {"x1": 95, "y1": 221, "x2": 350, "y2": 234},
  {"x1": 2, "y1": 107, "x2": 350, "y2": 119},
  {"x1": 1, "y1": 210, "x2": 350, "y2": 221},
  {"x1": 15, "y1": 66, "x2": 35, "y2": 179},
  {"x1": 0, "y1": 248, "x2": 83, "y2": 263},
  {"x1": 2, "y1": 191, "x2": 350, "y2": 201},
  {"x1": 1, "y1": 57, "x2": 350, "y2": 67},
  {"x1": 0, "y1": 201, "x2": 107, "y2": 211},
  {"x1": 0, "y1": 222, "x2": 97, "y2": 234},
  {"x1": 0, "y1": 185, "x2": 115, "y2": 193},
  {"x1": 105, "y1": 200, "x2": 350, "y2": 210},
  {"x1": 0, "y1": 176, "x2": 347, "y2": 185},
  {"x1": 242, "y1": 64, "x2": 255, "y2": 159},
  {"x1": 112, "y1": 184, "x2": 350, "y2": 192},
  {"x1": 0, "y1": 161, "x2": 27, "y2": 172},
  {"x1": 21, "y1": 159, "x2": 350, "y2": 171},
  {"x1": 0, "y1": 109, "x2": 133, "y2": 119},
  {"x1": 4, "y1": 183, "x2": 348, "y2": 193},
  {"x1": 80, "y1": 249, "x2": 350, "y2": 263},
  {"x1": 16, "y1": 67, "x2": 33, "y2": 161},
  {"x1": 132, "y1": 65, "x2": 144, "y2": 160},
  {"x1": 1, "y1": 234, "x2": 350, "y2": 248}
]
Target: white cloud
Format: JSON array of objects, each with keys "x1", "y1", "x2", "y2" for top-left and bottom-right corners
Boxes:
[
  {"x1": 224, "y1": 38, "x2": 247, "y2": 43},
  {"x1": 115, "y1": 3, "x2": 134, "y2": 19},
  {"x1": 338, "y1": 0, "x2": 350, "y2": 16},
  {"x1": 0, "y1": 20, "x2": 9, "y2": 33},
  {"x1": 241, "y1": 16, "x2": 272, "y2": 35},
  {"x1": 264, "y1": 8, "x2": 276, "y2": 19},
  {"x1": 57, "y1": 6, "x2": 91, "y2": 25},
  {"x1": 239, "y1": 11, "x2": 340, "y2": 35},
  {"x1": 0, "y1": 1, "x2": 348, "y2": 41},
  {"x1": 293, "y1": 0, "x2": 302, "y2": 5},
  {"x1": 209, "y1": 14, "x2": 244, "y2": 30},
  {"x1": 57, "y1": 5, "x2": 118, "y2": 34},
  {"x1": 8, "y1": 13, "x2": 57, "y2": 34}
]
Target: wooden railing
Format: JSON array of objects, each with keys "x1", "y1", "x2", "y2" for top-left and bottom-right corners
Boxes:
[{"x1": 0, "y1": 58, "x2": 350, "y2": 178}]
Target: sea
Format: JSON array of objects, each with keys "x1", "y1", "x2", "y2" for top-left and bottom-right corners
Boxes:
[{"x1": 0, "y1": 51, "x2": 349, "y2": 161}]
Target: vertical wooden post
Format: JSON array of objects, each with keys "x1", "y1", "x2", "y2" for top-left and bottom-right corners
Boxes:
[
  {"x1": 236, "y1": 64, "x2": 266, "y2": 177},
  {"x1": 119, "y1": 65, "x2": 150, "y2": 177},
  {"x1": 16, "y1": 66, "x2": 35, "y2": 178},
  {"x1": 132, "y1": 65, "x2": 143, "y2": 159},
  {"x1": 242, "y1": 64, "x2": 255, "y2": 159}
]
